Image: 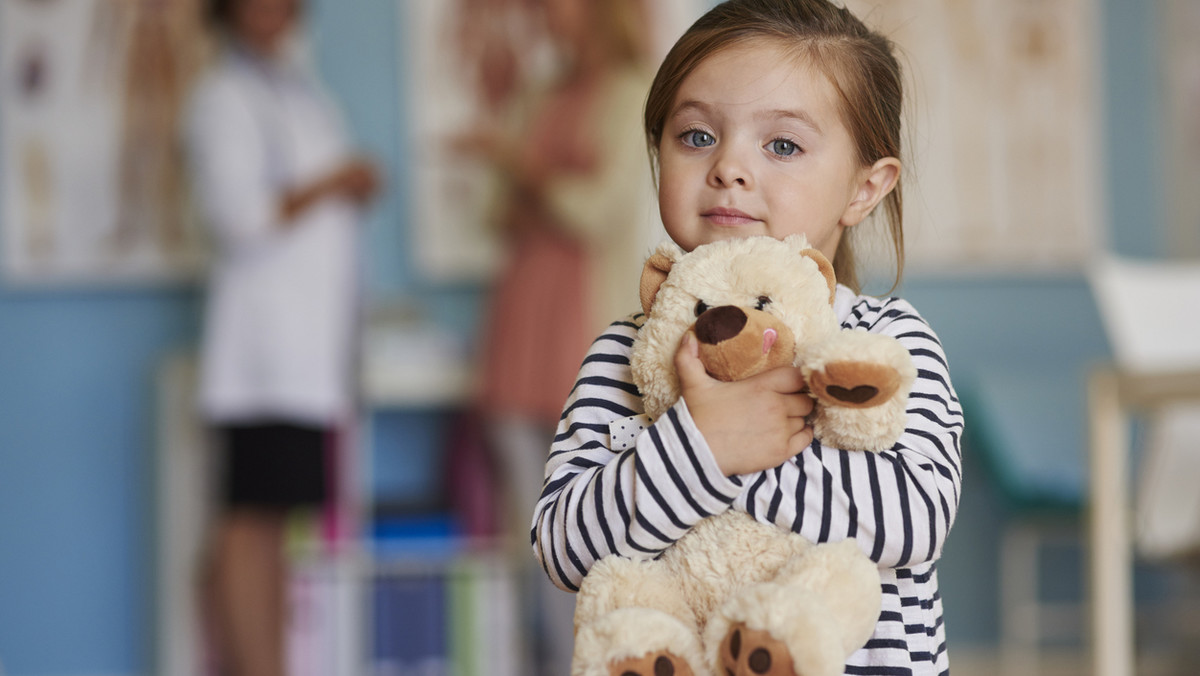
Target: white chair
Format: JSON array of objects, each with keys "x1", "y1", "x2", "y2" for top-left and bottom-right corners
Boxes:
[{"x1": 1087, "y1": 254, "x2": 1200, "y2": 676}]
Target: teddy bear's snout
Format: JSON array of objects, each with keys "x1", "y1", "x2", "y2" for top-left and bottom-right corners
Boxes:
[
  {"x1": 694, "y1": 305, "x2": 747, "y2": 345},
  {"x1": 691, "y1": 306, "x2": 797, "y2": 382}
]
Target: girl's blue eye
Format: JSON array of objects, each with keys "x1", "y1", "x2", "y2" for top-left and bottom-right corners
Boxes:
[
  {"x1": 683, "y1": 130, "x2": 716, "y2": 148},
  {"x1": 770, "y1": 139, "x2": 799, "y2": 156}
]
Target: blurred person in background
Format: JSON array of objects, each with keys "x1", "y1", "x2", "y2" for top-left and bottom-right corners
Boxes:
[
  {"x1": 184, "y1": 0, "x2": 379, "y2": 674},
  {"x1": 455, "y1": 0, "x2": 660, "y2": 673}
]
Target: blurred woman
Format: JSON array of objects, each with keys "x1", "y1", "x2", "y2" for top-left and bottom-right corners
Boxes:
[
  {"x1": 458, "y1": 0, "x2": 660, "y2": 672},
  {"x1": 184, "y1": 1, "x2": 378, "y2": 674}
]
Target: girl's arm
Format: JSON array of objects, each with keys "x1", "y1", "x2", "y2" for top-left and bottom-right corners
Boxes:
[
  {"x1": 533, "y1": 297, "x2": 963, "y2": 589},
  {"x1": 531, "y1": 316, "x2": 745, "y2": 592},
  {"x1": 742, "y1": 296, "x2": 964, "y2": 570}
]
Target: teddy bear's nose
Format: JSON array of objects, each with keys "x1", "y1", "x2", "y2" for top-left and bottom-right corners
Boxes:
[{"x1": 694, "y1": 305, "x2": 747, "y2": 345}]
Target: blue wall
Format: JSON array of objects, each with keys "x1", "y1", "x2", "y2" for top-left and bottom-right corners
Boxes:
[
  {"x1": 0, "y1": 0, "x2": 1165, "y2": 672},
  {"x1": 0, "y1": 289, "x2": 200, "y2": 673},
  {"x1": 902, "y1": 275, "x2": 1112, "y2": 643}
]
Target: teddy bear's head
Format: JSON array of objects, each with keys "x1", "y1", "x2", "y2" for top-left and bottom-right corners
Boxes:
[{"x1": 630, "y1": 235, "x2": 842, "y2": 421}]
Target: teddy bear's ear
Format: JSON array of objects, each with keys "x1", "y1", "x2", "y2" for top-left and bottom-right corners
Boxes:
[
  {"x1": 799, "y1": 247, "x2": 838, "y2": 305},
  {"x1": 639, "y1": 252, "x2": 674, "y2": 316}
]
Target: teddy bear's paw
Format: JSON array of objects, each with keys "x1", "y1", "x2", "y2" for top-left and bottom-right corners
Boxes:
[
  {"x1": 574, "y1": 608, "x2": 705, "y2": 676},
  {"x1": 808, "y1": 360, "x2": 900, "y2": 409},
  {"x1": 609, "y1": 651, "x2": 697, "y2": 676},
  {"x1": 718, "y1": 623, "x2": 796, "y2": 676},
  {"x1": 706, "y1": 583, "x2": 849, "y2": 676}
]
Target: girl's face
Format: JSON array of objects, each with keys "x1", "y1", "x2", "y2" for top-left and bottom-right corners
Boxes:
[{"x1": 656, "y1": 41, "x2": 899, "y2": 259}]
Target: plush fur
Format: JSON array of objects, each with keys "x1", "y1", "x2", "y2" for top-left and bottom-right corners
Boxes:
[
  {"x1": 631, "y1": 235, "x2": 915, "y2": 451},
  {"x1": 572, "y1": 235, "x2": 916, "y2": 676}
]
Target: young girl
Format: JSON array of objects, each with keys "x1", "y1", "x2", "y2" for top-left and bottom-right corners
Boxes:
[{"x1": 530, "y1": 0, "x2": 963, "y2": 674}]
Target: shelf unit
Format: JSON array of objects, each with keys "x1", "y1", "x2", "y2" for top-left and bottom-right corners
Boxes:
[{"x1": 155, "y1": 334, "x2": 524, "y2": 676}]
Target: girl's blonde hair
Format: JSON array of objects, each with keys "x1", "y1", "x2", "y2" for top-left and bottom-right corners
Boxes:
[{"x1": 643, "y1": 0, "x2": 904, "y2": 293}]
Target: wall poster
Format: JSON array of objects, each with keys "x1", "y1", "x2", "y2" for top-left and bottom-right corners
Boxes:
[
  {"x1": 847, "y1": 0, "x2": 1104, "y2": 273},
  {"x1": 1161, "y1": 0, "x2": 1200, "y2": 258},
  {"x1": 397, "y1": 0, "x2": 705, "y2": 283},
  {"x1": 0, "y1": 0, "x2": 208, "y2": 284}
]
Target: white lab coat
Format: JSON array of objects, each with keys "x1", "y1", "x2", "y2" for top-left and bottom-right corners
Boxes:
[{"x1": 186, "y1": 43, "x2": 360, "y2": 425}]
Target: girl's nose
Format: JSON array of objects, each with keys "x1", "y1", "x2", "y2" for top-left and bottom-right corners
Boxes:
[{"x1": 707, "y1": 147, "x2": 752, "y2": 189}]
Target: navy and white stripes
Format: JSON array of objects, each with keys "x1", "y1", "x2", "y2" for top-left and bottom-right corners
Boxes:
[{"x1": 532, "y1": 287, "x2": 963, "y2": 675}]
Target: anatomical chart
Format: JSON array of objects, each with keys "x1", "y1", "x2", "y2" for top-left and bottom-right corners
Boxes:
[
  {"x1": 846, "y1": 0, "x2": 1103, "y2": 272},
  {"x1": 399, "y1": 0, "x2": 704, "y2": 283},
  {"x1": 1, "y1": 0, "x2": 208, "y2": 283},
  {"x1": 1161, "y1": 0, "x2": 1200, "y2": 257}
]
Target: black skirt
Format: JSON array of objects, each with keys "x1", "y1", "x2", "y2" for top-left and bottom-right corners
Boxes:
[{"x1": 218, "y1": 421, "x2": 330, "y2": 508}]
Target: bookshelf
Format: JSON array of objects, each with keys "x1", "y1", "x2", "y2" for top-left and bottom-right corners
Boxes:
[{"x1": 155, "y1": 317, "x2": 526, "y2": 676}]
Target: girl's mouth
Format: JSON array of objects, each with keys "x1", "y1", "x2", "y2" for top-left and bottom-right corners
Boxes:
[{"x1": 702, "y1": 207, "x2": 758, "y2": 226}]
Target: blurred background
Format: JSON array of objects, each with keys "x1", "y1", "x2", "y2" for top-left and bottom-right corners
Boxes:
[{"x1": 0, "y1": 0, "x2": 1198, "y2": 675}]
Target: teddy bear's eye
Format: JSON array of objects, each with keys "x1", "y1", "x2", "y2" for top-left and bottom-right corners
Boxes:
[
  {"x1": 694, "y1": 300, "x2": 709, "y2": 317},
  {"x1": 755, "y1": 296, "x2": 772, "y2": 311}
]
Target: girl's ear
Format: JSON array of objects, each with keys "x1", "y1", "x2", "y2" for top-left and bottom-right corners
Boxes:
[{"x1": 840, "y1": 157, "x2": 901, "y2": 228}]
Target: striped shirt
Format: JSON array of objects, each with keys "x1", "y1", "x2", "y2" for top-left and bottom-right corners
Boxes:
[{"x1": 531, "y1": 286, "x2": 964, "y2": 675}]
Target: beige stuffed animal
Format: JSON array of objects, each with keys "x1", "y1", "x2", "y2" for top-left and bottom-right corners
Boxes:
[{"x1": 572, "y1": 235, "x2": 917, "y2": 676}]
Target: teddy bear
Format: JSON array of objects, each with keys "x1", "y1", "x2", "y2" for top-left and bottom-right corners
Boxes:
[{"x1": 571, "y1": 234, "x2": 917, "y2": 676}]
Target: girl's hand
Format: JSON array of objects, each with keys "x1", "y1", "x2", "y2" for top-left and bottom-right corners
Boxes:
[{"x1": 675, "y1": 331, "x2": 815, "y2": 476}]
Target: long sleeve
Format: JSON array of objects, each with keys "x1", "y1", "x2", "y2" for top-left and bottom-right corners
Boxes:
[
  {"x1": 187, "y1": 53, "x2": 360, "y2": 424},
  {"x1": 734, "y1": 294, "x2": 964, "y2": 570},
  {"x1": 531, "y1": 314, "x2": 744, "y2": 592},
  {"x1": 532, "y1": 292, "x2": 962, "y2": 673},
  {"x1": 185, "y1": 69, "x2": 281, "y2": 256},
  {"x1": 532, "y1": 293, "x2": 963, "y2": 591}
]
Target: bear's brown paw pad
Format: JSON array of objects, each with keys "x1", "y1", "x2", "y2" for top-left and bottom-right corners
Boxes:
[
  {"x1": 719, "y1": 624, "x2": 795, "y2": 676},
  {"x1": 810, "y1": 361, "x2": 900, "y2": 409},
  {"x1": 610, "y1": 652, "x2": 695, "y2": 676}
]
